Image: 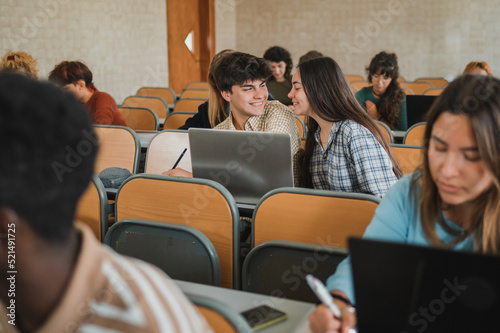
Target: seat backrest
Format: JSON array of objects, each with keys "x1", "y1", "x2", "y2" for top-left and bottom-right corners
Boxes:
[
  {"x1": 188, "y1": 295, "x2": 252, "y2": 333},
  {"x1": 173, "y1": 98, "x2": 206, "y2": 112},
  {"x1": 350, "y1": 81, "x2": 370, "y2": 91},
  {"x1": 136, "y1": 87, "x2": 177, "y2": 106},
  {"x1": 375, "y1": 120, "x2": 394, "y2": 143},
  {"x1": 185, "y1": 81, "x2": 209, "y2": 90},
  {"x1": 252, "y1": 188, "x2": 380, "y2": 248},
  {"x1": 399, "y1": 82, "x2": 433, "y2": 95},
  {"x1": 403, "y1": 122, "x2": 426, "y2": 145},
  {"x1": 93, "y1": 125, "x2": 140, "y2": 173},
  {"x1": 163, "y1": 111, "x2": 197, "y2": 130},
  {"x1": 180, "y1": 89, "x2": 209, "y2": 99},
  {"x1": 402, "y1": 87, "x2": 415, "y2": 95},
  {"x1": 118, "y1": 106, "x2": 159, "y2": 131},
  {"x1": 145, "y1": 130, "x2": 192, "y2": 174},
  {"x1": 390, "y1": 143, "x2": 422, "y2": 175},
  {"x1": 75, "y1": 175, "x2": 108, "y2": 241},
  {"x1": 294, "y1": 115, "x2": 305, "y2": 138},
  {"x1": 104, "y1": 218, "x2": 221, "y2": 286},
  {"x1": 242, "y1": 240, "x2": 348, "y2": 303},
  {"x1": 115, "y1": 174, "x2": 240, "y2": 288},
  {"x1": 423, "y1": 88, "x2": 443, "y2": 96},
  {"x1": 122, "y1": 95, "x2": 169, "y2": 119},
  {"x1": 415, "y1": 77, "x2": 448, "y2": 88},
  {"x1": 345, "y1": 75, "x2": 364, "y2": 83}
]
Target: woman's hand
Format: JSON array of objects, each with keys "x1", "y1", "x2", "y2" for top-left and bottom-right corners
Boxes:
[
  {"x1": 162, "y1": 168, "x2": 193, "y2": 178},
  {"x1": 309, "y1": 300, "x2": 356, "y2": 333},
  {"x1": 365, "y1": 100, "x2": 380, "y2": 120}
]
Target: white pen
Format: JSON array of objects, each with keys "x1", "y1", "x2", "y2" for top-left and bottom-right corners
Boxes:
[{"x1": 306, "y1": 274, "x2": 342, "y2": 318}]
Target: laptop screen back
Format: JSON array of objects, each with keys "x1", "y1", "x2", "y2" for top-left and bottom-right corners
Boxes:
[
  {"x1": 349, "y1": 238, "x2": 500, "y2": 333},
  {"x1": 406, "y1": 95, "x2": 437, "y2": 127},
  {"x1": 188, "y1": 128, "x2": 294, "y2": 205}
]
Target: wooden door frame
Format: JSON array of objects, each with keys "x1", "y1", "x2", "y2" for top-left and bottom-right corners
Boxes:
[
  {"x1": 199, "y1": 0, "x2": 215, "y2": 81},
  {"x1": 166, "y1": 0, "x2": 215, "y2": 93}
]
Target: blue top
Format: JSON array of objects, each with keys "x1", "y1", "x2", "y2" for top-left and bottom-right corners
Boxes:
[
  {"x1": 326, "y1": 174, "x2": 474, "y2": 303},
  {"x1": 310, "y1": 119, "x2": 398, "y2": 198}
]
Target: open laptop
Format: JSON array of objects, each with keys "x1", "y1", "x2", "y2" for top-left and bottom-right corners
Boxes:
[
  {"x1": 406, "y1": 95, "x2": 437, "y2": 127},
  {"x1": 188, "y1": 128, "x2": 294, "y2": 206},
  {"x1": 349, "y1": 238, "x2": 500, "y2": 333}
]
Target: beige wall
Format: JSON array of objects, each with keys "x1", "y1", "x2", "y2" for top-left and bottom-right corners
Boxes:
[
  {"x1": 233, "y1": 0, "x2": 499, "y2": 81},
  {"x1": 1, "y1": 0, "x2": 498, "y2": 102},
  {"x1": 0, "y1": 0, "x2": 168, "y2": 104},
  {"x1": 215, "y1": 0, "x2": 237, "y2": 52}
]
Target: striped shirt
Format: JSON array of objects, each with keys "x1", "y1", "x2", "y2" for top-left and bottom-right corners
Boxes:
[
  {"x1": 0, "y1": 224, "x2": 212, "y2": 333},
  {"x1": 310, "y1": 119, "x2": 397, "y2": 198}
]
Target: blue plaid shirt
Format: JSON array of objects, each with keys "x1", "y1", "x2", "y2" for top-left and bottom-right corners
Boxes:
[{"x1": 310, "y1": 120, "x2": 397, "y2": 197}]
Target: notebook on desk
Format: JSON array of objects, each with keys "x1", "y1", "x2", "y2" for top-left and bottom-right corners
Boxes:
[
  {"x1": 188, "y1": 128, "x2": 294, "y2": 206},
  {"x1": 349, "y1": 238, "x2": 500, "y2": 333}
]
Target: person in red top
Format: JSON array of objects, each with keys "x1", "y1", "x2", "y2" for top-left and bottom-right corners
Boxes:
[{"x1": 49, "y1": 60, "x2": 126, "y2": 126}]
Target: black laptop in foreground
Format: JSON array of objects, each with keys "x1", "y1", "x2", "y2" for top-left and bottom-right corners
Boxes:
[{"x1": 349, "y1": 238, "x2": 500, "y2": 333}]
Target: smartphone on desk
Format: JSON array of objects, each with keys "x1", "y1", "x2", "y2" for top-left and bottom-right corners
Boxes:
[{"x1": 240, "y1": 305, "x2": 287, "y2": 331}]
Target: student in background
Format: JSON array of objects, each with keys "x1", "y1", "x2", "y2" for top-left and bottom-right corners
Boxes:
[
  {"x1": 0, "y1": 50, "x2": 38, "y2": 79},
  {"x1": 288, "y1": 57, "x2": 401, "y2": 198},
  {"x1": 179, "y1": 49, "x2": 234, "y2": 130},
  {"x1": 309, "y1": 75, "x2": 500, "y2": 333},
  {"x1": 463, "y1": 61, "x2": 492, "y2": 76},
  {"x1": 49, "y1": 60, "x2": 126, "y2": 126},
  {"x1": 166, "y1": 51, "x2": 300, "y2": 177},
  {"x1": 0, "y1": 74, "x2": 211, "y2": 332},
  {"x1": 179, "y1": 49, "x2": 276, "y2": 130},
  {"x1": 298, "y1": 50, "x2": 324, "y2": 64},
  {"x1": 355, "y1": 51, "x2": 408, "y2": 131},
  {"x1": 263, "y1": 46, "x2": 294, "y2": 106}
]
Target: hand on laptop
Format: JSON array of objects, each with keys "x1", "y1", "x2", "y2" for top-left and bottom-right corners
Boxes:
[
  {"x1": 309, "y1": 301, "x2": 356, "y2": 333},
  {"x1": 162, "y1": 168, "x2": 193, "y2": 178}
]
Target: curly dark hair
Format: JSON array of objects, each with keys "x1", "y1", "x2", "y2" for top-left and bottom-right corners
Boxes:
[
  {"x1": 366, "y1": 51, "x2": 404, "y2": 128},
  {"x1": 0, "y1": 73, "x2": 97, "y2": 243},
  {"x1": 263, "y1": 46, "x2": 293, "y2": 78}
]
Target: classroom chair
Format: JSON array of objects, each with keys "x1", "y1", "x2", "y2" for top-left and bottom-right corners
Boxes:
[
  {"x1": 136, "y1": 87, "x2": 177, "y2": 107},
  {"x1": 75, "y1": 175, "x2": 109, "y2": 241},
  {"x1": 390, "y1": 143, "x2": 422, "y2": 175},
  {"x1": 252, "y1": 187, "x2": 380, "y2": 248},
  {"x1": 118, "y1": 106, "x2": 159, "y2": 131},
  {"x1": 242, "y1": 240, "x2": 348, "y2": 303},
  {"x1": 415, "y1": 77, "x2": 448, "y2": 88},
  {"x1": 403, "y1": 122, "x2": 426, "y2": 145},
  {"x1": 163, "y1": 112, "x2": 196, "y2": 130},
  {"x1": 105, "y1": 218, "x2": 221, "y2": 286},
  {"x1": 93, "y1": 125, "x2": 141, "y2": 174},
  {"x1": 173, "y1": 98, "x2": 207, "y2": 112},
  {"x1": 115, "y1": 174, "x2": 240, "y2": 289},
  {"x1": 122, "y1": 95, "x2": 169, "y2": 119}
]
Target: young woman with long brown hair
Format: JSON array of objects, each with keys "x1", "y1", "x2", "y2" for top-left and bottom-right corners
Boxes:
[
  {"x1": 309, "y1": 74, "x2": 500, "y2": 332},
  {"x1": 288, "y1": 56, "x2": 402, "y2": 198}
]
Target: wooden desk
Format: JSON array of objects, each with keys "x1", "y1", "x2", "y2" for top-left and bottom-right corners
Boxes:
[{"x1": 175, "y1": 280, "x2": 314, "y2": 333}]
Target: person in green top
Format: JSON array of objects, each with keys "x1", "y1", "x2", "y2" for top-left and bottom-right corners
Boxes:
[
  {"x1": 263, "y1": 46, "x2": 293, "y2": 107},
  {"x1": 355, "y1": 51, "x2": 408, "y2": 131}
]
